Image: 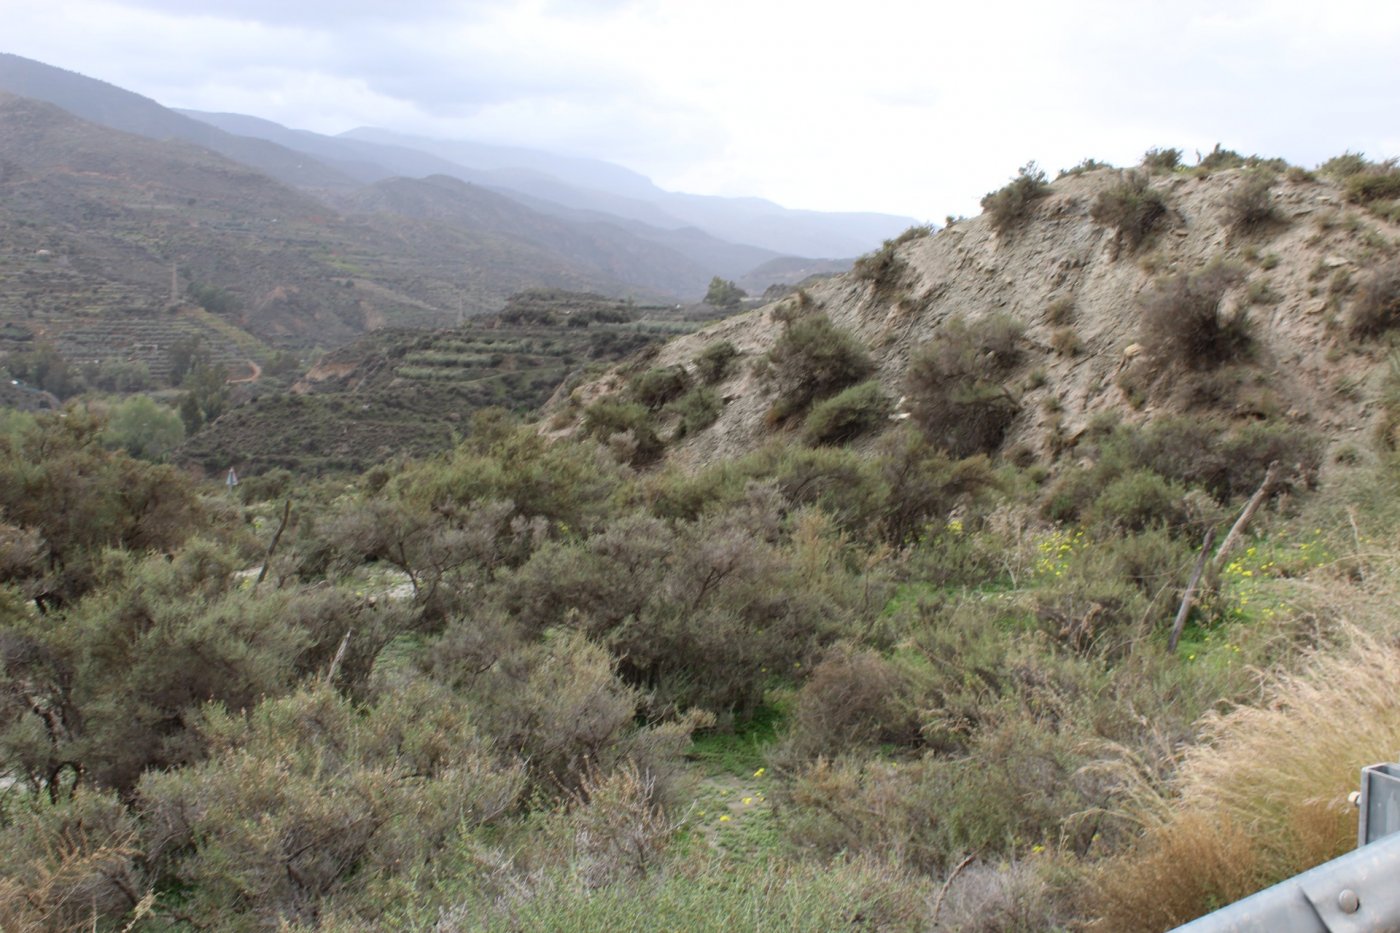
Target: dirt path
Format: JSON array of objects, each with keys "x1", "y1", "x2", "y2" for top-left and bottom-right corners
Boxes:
[{"x1": 228, "y1": 359, "x2": 262, "y2": 384}]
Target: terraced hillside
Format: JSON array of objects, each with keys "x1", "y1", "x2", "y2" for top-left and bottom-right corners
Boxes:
[{"x1": 179, "y1": 308, "x2": 692, "y2": 474}]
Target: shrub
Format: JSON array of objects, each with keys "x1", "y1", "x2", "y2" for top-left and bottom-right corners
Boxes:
[
  {"x1": 783, "y1": 712, "x2": 1092, "y2": 872},
  {"x1": 1319, "y1": 151, "x2": 1371, "y2": 180},
  {"x1": 582, "y1": 398, "x2": 664, "y2": 465},
  {"x1": 875, "y1": 427, "x2": 998, "y2": 547},
  {"x1": 1044, "y1": 296, "x2": 1075, "y2": 325},
  {"x1": 703, "y1": 276, "x2": 746, "y2": 309},
  {"x1": 1142, "y1": 147, "x2": 1183, "y2": 172},
  {"x1": 1138, "y1": 260, "x2": 1248, "y2": 369},
  {"x1": 766, "y1": 313, "x2": 875, "y2": 424},
  {"x1": 666, "y1": 386, "x2": 722, "y2": 437},
  {"x1": 1197, "y1": 143, "x2": 1246, "y2": 172},
  {"x1": 1049, "y1": 325, "x2": 1082, "y2": 356},
  {"x1": 1223, "y1": 169, "x2": 1279, "y2": 231},
  {"x1": 1088, "y1": 469, "x2": 1191, "y2": 533},
  {"x1": 1059, "y1": 157, "x2": 1113, "y2": 178},
  {"x1": 630, "y1": 365, "x2": 690, "y2": 410},
  {"x1": 851, "y1": 240, "x2": 909, "y2": 290},
  {"x1": 981, "y1": 163, "x2": 1051, "y2": 235},
  {"x1": 0, "y1": 790, "x2": 146, "y2": 931},
  {"x1": 693, "y1": 340, "x2": 739, "y2": 384},
  {"x1": 138, "y1": 684, "x2": 526, "y2": 927},
  {"x1": 1090, "y1": 170, "x2": 1169, "y2": 251},
  {"x1": 801, "y1": 380, "x2": 892, "y2": 446},
  {"x1": 905, "y1": 314, "x2": 1024, "y2": 457},
  {"x1": 782, "y1": 643, "x2": 916, "y2": 759},
  {"x1": 1095, "y1": 633, "x2": 1400, "y2": 930},
  {"x1": 1343, "y1": 163, "x2": 1400, "y2": 204}
]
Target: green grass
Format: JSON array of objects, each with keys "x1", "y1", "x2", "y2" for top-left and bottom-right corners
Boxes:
[
  {"x1": 686, "y1": 701, "x2": 787, "y2": 777},
  {"x1": 404, "y1": 851, "x2": 933, "y2": 933}
]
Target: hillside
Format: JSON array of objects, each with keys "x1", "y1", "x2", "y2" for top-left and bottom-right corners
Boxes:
[
  {"x1": 0, "y1": 52, "x2": 359, "y2": 191},
  {"x1": 0, "y1": 92, "x2": 647, "y2": 353},
  {"x1": 0, "y1": 54, "x2": 868, "y2": 319},
  {"x1": 7, "y1": 153, "x2": 1400, "y2": 932},
  {"x1": 178, "y1": 294, "x2": 695, "y2": 475},
  {"x1": 553, "y1": 161, "x2": 1400, "y2": 469}
]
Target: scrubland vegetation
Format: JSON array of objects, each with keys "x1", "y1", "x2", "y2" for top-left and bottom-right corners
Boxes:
[
  {"x1": 6, "y1": 147, "x2": 1400, "y2": 932},
  {"x1": 3, "y1": 371, "x2": 1398, "y2": 931}
]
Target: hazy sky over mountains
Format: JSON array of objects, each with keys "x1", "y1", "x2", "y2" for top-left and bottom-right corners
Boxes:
[{"x1": 7, "y1": 0, "x2": 1398, "y2": 220}]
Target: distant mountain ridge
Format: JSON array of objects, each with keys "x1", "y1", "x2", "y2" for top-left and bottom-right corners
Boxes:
[
  {"x1": 341, "y1": 126, "x2": 917, "y2": 258},
  {"x1": 0, "y1": 52, "x2": 360, "y2": 191}
]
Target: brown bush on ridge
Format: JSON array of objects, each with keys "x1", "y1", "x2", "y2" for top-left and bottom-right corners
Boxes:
[
  {"x1": 1090, "y1": 170, "x2": 1168, "y2": 251},
  {"x1": 1222, "y1": 169, "x2": 1279, "y2": 231},
  {"x1": 982, "y1": 163, "x2": 1052, "y2": 235},
  {"x1": 1347, "y1": 259, "x2": 1400, "y2": 338},
  {"x1": 1139, "y1": 260, "x2": 1248, "y2": 370},
  {"x1": 905, "y1": 314, "x2": 1024, "y2": 457}
]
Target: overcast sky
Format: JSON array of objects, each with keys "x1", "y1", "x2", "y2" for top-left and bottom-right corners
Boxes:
[{"x1": 6, "y1": 0, "x2": 1399, "y2": 220}]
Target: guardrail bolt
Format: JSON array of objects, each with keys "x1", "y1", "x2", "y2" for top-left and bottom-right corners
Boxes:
[{"x1": 1338, "y1": 889, "x2": 1361, "y2": 914}]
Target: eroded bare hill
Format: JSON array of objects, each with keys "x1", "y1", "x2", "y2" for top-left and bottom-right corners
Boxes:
[{"x1": 552, "y1": 163, "x2": 1400, "y2": 469}]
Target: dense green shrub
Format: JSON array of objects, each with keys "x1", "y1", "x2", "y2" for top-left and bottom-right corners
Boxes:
[
  {"x1": 1139, "y1": 260, "x2": 1249, "y2": 370},
  {"x1": 801, "y1": 380, "x2": 892, "y2": 446},
  {"x1": 981, "y1": 163, "x2": 1052, "y2": 235},
  {"x1": 100, "y1": 394, "x2": 185, "y2": 461},
  {"x1": 138, "y1": 683, "x2": 526, "y2": 928},
  {"x1": 704, "y1": 276, "x2": 746, "y2": 309},
  {"x1": 1088, "y1": 469, "x2": 1192, "y2": 533},
  {"x1": 0, "y1": 408, "x2": 206, "y2": 604},
  {"x1": 390, "y1": 420, "x2": 629, "y2": 537},
  {"x1": 1090, "y1": 170, "x2": 1169, "y2": 251},
  {"x1": 766, "y1": 313, "x2": 875, "y2": 424},
  {"x1": 496, "y1": 500, "x2": 879, "y2": 714},
  {"x1": 905, "y1": 314, "x2": 1024, "y2": 457},
  {"x1": 666, "y1": 386, "x2": 723, "y2": 437},
  {"x1": 582, "y1": 398, "x2": 664, "y2": 466}
]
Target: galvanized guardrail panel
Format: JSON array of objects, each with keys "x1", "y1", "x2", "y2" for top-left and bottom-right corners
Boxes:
[{"x1": 1358, "y1": 762, "x2": 1400, "y2": 847}]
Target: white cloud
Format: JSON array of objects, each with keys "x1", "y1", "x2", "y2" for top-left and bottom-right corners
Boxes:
[{"x1": 4, "y1": 0, "x2": 1398, "y2": 219}]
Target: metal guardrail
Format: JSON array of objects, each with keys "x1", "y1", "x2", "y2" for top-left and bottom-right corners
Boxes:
[{"x1": 1171, "y1": 763, "x2": 1400, "y2": 932}]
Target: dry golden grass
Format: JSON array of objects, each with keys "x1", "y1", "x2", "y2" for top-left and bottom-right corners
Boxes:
[{"x1": 1091, "y1": 628, "x2": 1400, "y2": 931}]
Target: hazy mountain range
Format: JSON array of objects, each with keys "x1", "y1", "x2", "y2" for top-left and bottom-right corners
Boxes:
[{"x1": 0, "y1": 52, "x2": 917, "y2": 300}]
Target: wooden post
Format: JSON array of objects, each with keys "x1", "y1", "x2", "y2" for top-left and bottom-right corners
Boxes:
[
  {"x1": 253, "y1": 499, "x2": 291, "y2": 590},
  {"x1": 1207, "y1": 460, "x2": 1282, "y2": 587},
  {"x1": 1170, "y1": 528, "x2": 1215, "y2": 653}
]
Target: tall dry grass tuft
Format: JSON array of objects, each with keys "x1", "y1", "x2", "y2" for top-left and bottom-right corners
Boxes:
[{"x1": 1091, "y1": 630, "x2": 1400, "y2": 931}]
